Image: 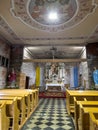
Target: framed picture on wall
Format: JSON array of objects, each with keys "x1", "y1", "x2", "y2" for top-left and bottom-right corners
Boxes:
[
  {"x1": 0, "y1": 56, "x2": 2, "y2": 65},
  {"x1": 5, "y1": 58, "x2": 9, "y2": 68},
  {"x1": 0, "y1": 55, "x2": 9, "y2": 68},
  {"x1": 1, "y1": 56, "x2": 6, "y2": 66}
]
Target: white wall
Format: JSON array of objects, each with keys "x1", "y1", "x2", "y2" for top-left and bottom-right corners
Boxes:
[{"x1": 21, "y1": 48, "x2": 36, "y2": 87}]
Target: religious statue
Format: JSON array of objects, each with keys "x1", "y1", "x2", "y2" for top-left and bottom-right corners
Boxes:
[
  {"x1": 93, "y1": 67, "x2": 98, "y2": 87},
  {"x1": 8, "y1": 68, "x2": 16, "y2": 88}
]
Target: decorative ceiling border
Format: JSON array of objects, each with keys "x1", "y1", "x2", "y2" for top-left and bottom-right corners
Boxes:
[
  {"x1": 0, "y1": 15, "x2": 97, "y2": 44},
  {"x1": 0, "y1": 15, "x2": 24, "y2": 43},
  {"x1": 0, "y1": 16, "x2": 19, "y2": 40},
  {"x1": 0, "y1": 15, "x2": 88, "y2": 44},
  {"x1": 11, "y1": 0, "x2": 96, "y2": 32},
  {"x1": 86, "y1": 25, "x2": 98, "y2": 43},
  {"x1": 20, "y1": 36, "x2": 88, "y2": 41}
]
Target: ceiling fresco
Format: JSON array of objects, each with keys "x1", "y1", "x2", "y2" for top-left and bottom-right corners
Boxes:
[
  {"x1": 11, "y1": 0, "x2": 96, "y2": 32},
  {"x1": 29, "y1": 0, "x2": 77, "y2": 25},
  {"x1": 0, "y1": 0, "x2": 98, "y2": 59}
]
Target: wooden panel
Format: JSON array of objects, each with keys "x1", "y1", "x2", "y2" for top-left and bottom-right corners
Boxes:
[{"x1": 23, "y1": 58, "x2": 87, "y2": 63}]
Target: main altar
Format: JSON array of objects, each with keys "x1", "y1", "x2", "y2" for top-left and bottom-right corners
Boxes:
[
  {"x1": 45, "y1": 63, "x2": 65, "y2": 92},
  {"x1": 46, "y1": 83, "x2": 64, "y2": 91}
]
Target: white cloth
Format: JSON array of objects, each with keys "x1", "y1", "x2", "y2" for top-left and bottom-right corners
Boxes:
[{"x1": 46, "y1": 83, "x2": 64, "y2": 90}]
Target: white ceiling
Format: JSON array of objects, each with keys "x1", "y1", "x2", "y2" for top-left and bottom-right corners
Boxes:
[{"x1": 0, "y1": 0, "x2": 98, "y2": 59}]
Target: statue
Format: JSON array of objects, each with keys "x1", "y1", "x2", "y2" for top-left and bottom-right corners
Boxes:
[
  {"x1": 93, "y1": 67, "x2": 98, "y2": 87},
  {"x1": 8, "y1": 68, "x2": 16, "y2": 88}
]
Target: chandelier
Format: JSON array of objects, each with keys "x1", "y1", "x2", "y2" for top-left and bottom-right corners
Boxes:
[{"x1": 50, "y1": 46, "x2": 57, "y2": 62}]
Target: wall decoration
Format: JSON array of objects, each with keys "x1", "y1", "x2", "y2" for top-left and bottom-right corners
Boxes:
[{"x1": 35, "y1": 66, "x2": 40, "y2": 86}]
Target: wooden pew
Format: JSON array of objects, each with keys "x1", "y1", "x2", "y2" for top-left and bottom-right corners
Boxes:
[
  {"x1": 66, "y1": 89, "x2": 98, "y2": 115},
  {"x1": 9, "y1": 89, "x2": 39, "y2": 109},
  {"x1": 0, "y1": 89, "x2": 39, "y2": 111},
  {"x1": 74, "y1": 97, "x2": 87, "y2": 130},
  {"x1": 0, "y1": 97, "x2": 20, "y2": 130},
  {"x1": 78, "y1": 105, "x2": 98, "y2": 130},
  {"x1": 0, "y1": 96, "x2": 25, "y2": 125},
  {"x1": 0, "y1": 92, "x2": 30, "y2": 130},
  {"x1": 89, "y1": 112, "x2": 98, "y2": 130},
  {"x1": 0, "y1": 89, "x2": 39, "y2": 129},
  {"x1": 74, "y1": 99, "x2": 98, "y2": 130},
  {"x1": 0, "y1": 91, "x2": 31, "y2": 117},
  {"x1": 0, "y1": 102, "x2": 9, "y2": 130}
]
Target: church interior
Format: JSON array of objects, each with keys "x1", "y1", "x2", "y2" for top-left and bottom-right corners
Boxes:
[{"x1": 0, "y1": 0, "x2": 98, "y2": 130}]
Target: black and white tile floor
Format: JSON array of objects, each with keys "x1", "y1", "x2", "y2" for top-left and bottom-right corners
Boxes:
[{"x1": 21, "y1": 98, "x2": 75, "y2": 130}]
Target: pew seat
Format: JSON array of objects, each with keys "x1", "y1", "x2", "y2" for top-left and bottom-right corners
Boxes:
[
  {"x1": 89, "y1": 112, "x2": 98, "y2": 130},
  {"x1": 74, "y1": 99, "x2": 98, "y2": 130},
  {"x1": 0, "y1": 89, "x2": 39, "y2": 130},
  {"x1": 66, "y1": 89, "x2": 98, "y2": 115},
  {"x1": 78, "y1": 106, "x2": 98, "y2": 130},
  {"x1": 0, "y1": 97, "x2": 19, "y2": 130},
  {"x1": 0, "y1": 102, "x2": 9, "y2": 130},
  {"x1": 0, "y1": 96, "x2": 25, "y2": 124}
]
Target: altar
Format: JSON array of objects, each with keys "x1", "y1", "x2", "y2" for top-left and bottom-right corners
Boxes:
[
  {"x1": 46, "y1": 83, "x2": 64, "y2": 91},
  {"x1": 45, "y1": 63, "x2": 65, "y2": 92}
]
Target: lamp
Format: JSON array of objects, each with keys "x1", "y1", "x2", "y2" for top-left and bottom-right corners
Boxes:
[
  {"x1": 50, "y1": 46, "x2": 57, "y2": 73},
  {"x1": 50, "y1": 46, "x2": 57, "y2": 62}
]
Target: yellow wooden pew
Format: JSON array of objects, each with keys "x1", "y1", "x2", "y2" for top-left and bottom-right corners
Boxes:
[
  {"x1": 0, "y1": 96, "x2": 25, "y2": 125},
  {"x1": 0, "y1": 97, "x2": 20, "y2": 130},
  {"x1": 78, "y1": 106, "x2": 98, "y2": 130},
  {"x1": 66, "y1": 89, "x2": 98, "y2": 115},
  {"x1": 0, "y1": 89, "x2": 39, "y2": 111},
  {"x1": 89, "y1": 112, "x2": 98, "y2": 130},
  {"x1": 0, "y1": 91, "x2": 31, "y2": 116},
  {"x1": 74, "y1": 99, "x2": 98, "y2": 130},
  {"x1": 74, "y1": 97, "x2": 87, "y2": 130},
  {"x1": 0, "y1": 102, "x2": 9, "y2": 130},
  {"x1": 0, "y1": 89, "x2": 39, "y2": 129}
]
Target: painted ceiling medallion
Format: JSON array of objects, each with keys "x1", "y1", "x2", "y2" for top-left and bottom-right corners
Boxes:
[
  {"x1": 11, "y1": 0, "x2": 95, "y2": 32},
  {"x1": 29, "y1": 0, "x2": 77, "y2": 25}
]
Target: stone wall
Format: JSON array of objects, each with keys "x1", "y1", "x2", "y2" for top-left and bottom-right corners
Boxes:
[
  {"x1": 79, "y1": 47, "x2": 89, "y2": 89},
  {"x1": 0, "y1": 39, "x2": 10, "y2": 89},
  {"x1": 9, "y1": 46, "x2": 24, "y2": 73},
  {"x1": 86, "y1": 43, "x2": 98, "y2": 88}
]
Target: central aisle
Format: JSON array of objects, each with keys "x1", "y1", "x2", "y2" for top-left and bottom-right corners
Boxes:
[{"x1": 21, "y1": 98, "x2": 75, "y2": 130}]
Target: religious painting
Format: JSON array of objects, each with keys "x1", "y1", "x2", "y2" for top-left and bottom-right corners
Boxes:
[{"x1": 29, "y1": 0, "x2": 77, "y2": 25}]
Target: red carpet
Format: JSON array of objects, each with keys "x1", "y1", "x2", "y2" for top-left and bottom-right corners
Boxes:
[{"x1": 39, "y1": 92, "x2": 66, "y2": 98}]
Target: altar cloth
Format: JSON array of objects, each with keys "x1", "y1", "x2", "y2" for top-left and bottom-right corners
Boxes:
[{"x1": 46, "y1": 83, "x2": 64, "y2": 91}]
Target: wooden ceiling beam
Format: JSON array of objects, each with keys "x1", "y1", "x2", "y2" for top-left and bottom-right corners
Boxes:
[{"x1": 23, "y1": 58, "x2": 87, "y2": 63}]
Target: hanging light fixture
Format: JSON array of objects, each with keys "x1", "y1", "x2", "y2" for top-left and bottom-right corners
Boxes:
[
  {"x1": 50, "y1": 46, "x2": 57, "y2": 73},
  {"x1": 50, "y1": 46, "x2": 57, "y2": 61}
]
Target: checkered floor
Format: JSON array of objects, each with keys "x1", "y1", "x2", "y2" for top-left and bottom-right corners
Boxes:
[{"x1": 21, "y1": 98, "x2": 75, "y2": 130}]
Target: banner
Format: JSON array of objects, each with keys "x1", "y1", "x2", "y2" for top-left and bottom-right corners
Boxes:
[
  {"x1": 35, "y1": 66, "x2": 40, "y2": 86},
  {"x1": 74, "y1": 66, "x2": 78, "y2": 87}
]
